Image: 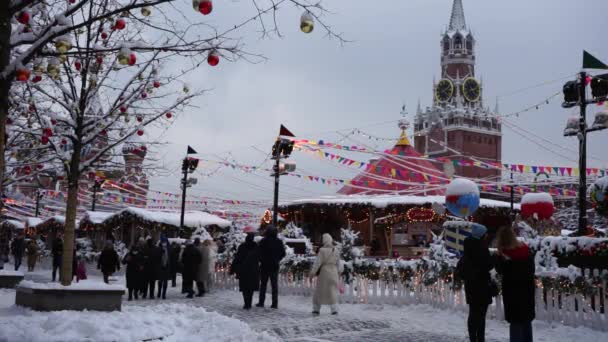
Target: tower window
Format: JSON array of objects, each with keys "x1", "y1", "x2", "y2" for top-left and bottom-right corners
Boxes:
[{"x1": 454, "y1": 35, "x2": 463, "y2": 50}]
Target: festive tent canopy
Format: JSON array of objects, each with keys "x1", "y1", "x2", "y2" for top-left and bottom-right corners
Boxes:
[
  {"x1": 102, "y1": 207, "x2": 231, "y2": 230},
  {"x1": 337, "y1": 131, "x2": 447, "y2": 195}
]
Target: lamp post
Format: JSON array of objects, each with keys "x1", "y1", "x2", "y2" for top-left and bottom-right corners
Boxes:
[
  {"x1": 270, "y1": 125, "x2": 296, "y2": 227},
  {"x1": 180, "y1": 146, "x2": 199, "y2": 231},
  {"x1": 562, "y1": 67, "x2": 608, "y2": 234},
  {"x1": 91, "y1": 179, "x2": 105, "y2": 211}
]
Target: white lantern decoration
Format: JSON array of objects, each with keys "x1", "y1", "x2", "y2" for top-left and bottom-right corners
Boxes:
[
  {"x1": 592, "y1": 109, "x2": 608, "y2": 131},
  {"x1": 563, "y1": 116, "x2": 580, "y2": 136},
  {"x1": 300, "y1": 11, "x2": 314, "y2": 33}
]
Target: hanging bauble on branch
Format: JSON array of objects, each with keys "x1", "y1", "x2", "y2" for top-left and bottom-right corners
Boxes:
[
  {"x1": 141, "y1": 7, "x2": 152, "y2": 17},
  {"x1": 16, "y1": 11, "x2": 30, "y2": 25},
  {"x1": 590, "y1": 177, "x2": 608, "y2": 217},
  {"x1": 165, "y1": 112, "x2": 173, "y2": 119},
  {"x1": 207, "y1": 50, "x2": 220, "y2": 66},
  {"x1": 137, "y1": 129, "x2": 144, "y2": 136},
  {"x1": 118, "y1": 48, "x2": 136, "y2": 66},
  {"x1": 55, "y1": 35, "x2": 73, "y2": 54},
  {"x1": 300, "y1": 11, "x2": 314, "y2": 33},
  {"x1": 445, "y1": 178, "x2": 480, "y2": 218},
  {"x1": 46, "y1": 58, "x2": 60, "y2": 79},
  {"x1": 15, "y1": 68, "x2": 31, "y2": 82},
  {"x1": 193, "y1": 0, "x2": 213, "y2": 15},
  {"x1": 74, "y1": 60, "x2": 82, "y2": 71},
  {"x1": 520, "y1": 192, "x2": 554, "y2": 220},
  {"x1": 114, "y1": 18, "x2": 126, "y2": 30}
]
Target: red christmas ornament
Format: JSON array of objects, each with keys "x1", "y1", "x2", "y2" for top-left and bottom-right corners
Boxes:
[
  {"x1": 69, "y1": 0, "x2": 76, "y2": 3},
  {"x1": 41, "y1": 136, "x2": 49, "y2": 145},
  {"x1": 23, "y1": 165, "x2": 32, "y2": 174},
  {"x1": 101, "y1": 32, "x2": 108, "y2": 40},
  {"x1": 128, "y1": 53, "x2": 136, "y2": 66},
  {"x1": 36, "y1": 164, "x2": 44, "y2": 170},
  {"x1": 15, "y1": 69, "x2": 31, "y2": 82},
  {"x1": 51, "y1": 119, "x2": 57, "y2": 125},
  {"x1": 32, "y1": 75, "x2": 42, "y2": 83},
  {"x1": 29, "y1": 104, "x2": 35, "y2": 112},
  {"x1": 137, "y1": 130, "x2": 144, "y2": 136},
  {"x1": 137, "y1": 116, "x2": 143, "y2": 122},
  {"x1": 114, "y1": 19, "x2": 126, "y2": 30},
  {"x1": 88, "y1": 172, "x2": 96, "y2": 178},
  {"x1": 17, "y1": 11, "x2": 30, "y2": 25},
  {"x1": 199, "y1": 0, "x2": 213, "y2": 15},
  {"x1": 140, "y1": 146, "x2": 147, "y2": 152},
  {"x1": 43, "y1": 127, "x2": 53, "y2": 137},
  {"x1": 74, "y1": 60, "x2": 82, "y2": 71},
  {"x1": 96, "y1": 55, "x2": 103, "y2": 64},
  {"x1": 165, "y1": 112, "x2": 173, "y2": 119},
  {"x1": 207, "y1": 50, "x2": 220, "y2": 66},
  {"x1": 101, "y1": 129, "x2": 107, "y2": 136},
  {"x1": 120, "y1": 106, "x2": 127, "y2": 113},
  {"x1": 61, "y1": 138, "x2": 67, "y2": 145},
  {"x1": 141, "y1": 92, "x2": 147, "y2": 98},
  {"x1": 520, "y1": 193, "x2": 555, "y2": 220},
  {"x1": 153, "y1": 80, "x2": 161, "y2": 88}
]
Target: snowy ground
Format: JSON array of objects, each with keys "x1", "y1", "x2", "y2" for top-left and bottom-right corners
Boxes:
[{"x1": 1, "y1": 262, "x2": 607, "y2": 342}]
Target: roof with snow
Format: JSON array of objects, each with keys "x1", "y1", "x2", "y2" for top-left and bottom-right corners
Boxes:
[
  {"x1": 103, "y1": 207, "x2": 231, "y2": 229},
  {"x1": 82, "y1": 211, "x2": 114, "y2": 225},
  {"x1": 284, "y1": 194, "x2": 519, "y2": 210},
  {"x1": 337, "y1": 130, "x2": 447, "y2": 196}
]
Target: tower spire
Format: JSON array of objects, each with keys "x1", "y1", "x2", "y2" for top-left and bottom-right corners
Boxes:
[{"x1": 448, "y1": 0, "x2": 466, "y2": 31}]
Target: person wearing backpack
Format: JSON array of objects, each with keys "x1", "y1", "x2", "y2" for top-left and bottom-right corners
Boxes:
[{"x1": 463, "y1": 223, "x2": 494, "y2": 342}]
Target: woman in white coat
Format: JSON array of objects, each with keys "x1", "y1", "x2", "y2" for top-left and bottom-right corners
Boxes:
[{"x1": 310, "y1": 233, "x2": 342, "y2": 315}]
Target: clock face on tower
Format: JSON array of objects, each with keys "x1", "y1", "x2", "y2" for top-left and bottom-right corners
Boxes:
[
  {"x1": 462, "y1": 77, "x2": 481, "y2": 102},
  {"x1": 435, "y1": 79, "x2": 454, "y2": 103}
]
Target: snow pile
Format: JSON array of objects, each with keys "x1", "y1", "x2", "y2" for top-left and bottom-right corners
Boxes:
[
  {"x1": 446, "y1": 178, "x2": 479, "y2": 196},
  {"x1": 0, "y1": 303, "x2": 278, "y2": 342},
  {"x1": 75, "y1": 238, "x2": 98, "y2": 262},
  {"x1": 521, "y1": 192, "x2": 554, "y2": 204},
  {"x1": 0, "y1": 270, "x2": 24, "y2": 276},
  {"x1": 18, "y1": 279, "x2": 125, "y2": 291},
  {"x1": 190, "y1": 226, "x2": 212, "y2": 242}
]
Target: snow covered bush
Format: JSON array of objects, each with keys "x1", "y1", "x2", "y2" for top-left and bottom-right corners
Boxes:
[{"x1": 216, "y1": 225, "x2": 245, "y2": 266}]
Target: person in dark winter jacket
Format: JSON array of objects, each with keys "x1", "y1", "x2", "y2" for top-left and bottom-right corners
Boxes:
[
  {"x1": 10, "y1": 234, "x2": 25, "y2": 271},
  {"x1": 157, "y1": 237, "x2": 171, "y2": 299},
  {"x1": 496, "y1": 226, "x2": 535, "y2": 342},
  {"x1": 257, "y1": 226, "x2": 285, "y2": 309},
  {"x1": 142, "y1": 238, "x2": 162, "y2": 299},
  {"x1": 463, "y1": 223, "x2": 493, "y2": 342},
  {"x1": 97, "y1": 241, "x2": 120, "y2": 284},
  {"x1": 123, "y1": 245, "x2": 145, "y2": 300},
  {"x1": 169, "y1": 241, "x2": 181, "y2": 287},
  {"x1": 51, "y1": 237, "x2": 63, "y2": 282},
  {"x1": 181, "y1": 240, "x2": 202, "y2": 298},
  {"x1": 230, "y1": 233, "x2": 260, "y2": 309}
]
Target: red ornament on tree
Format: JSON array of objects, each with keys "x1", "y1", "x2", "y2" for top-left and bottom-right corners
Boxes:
[
  {"x1": 140, "y1": 146, "x2": 147, "y2": 152},
  {"x1": 96, "y1": 55, "x2": 103, "y2": 64},
  {"x1": 36, "y1": 164, "x2": 44, "y2": 170},
  {"x1": 114, "y1": 19, "x2": 126, "y2": 30},
  {"x1": 199, "y1": 0, "x2": 213, "y2": 15},
  {"x1": 61, "y1": 138, "x2": 68, "y2": 145},
  {"x1": 207, "y1": 50, "x2": 220, "y2": 66},
  {"x1": 165, "y1": 112, "x2": 172, "y2": 119},
  {"x1": 17, "y1": 11, "x2": 30, "y2": 25},
  {"x1": 23, "y1": 165, "x2": 32, "y2": 174},
  {"x1": 43, "y1": 127, "x2": 53, "y2": 137},
  {"x1": 101, "y1": 32, "x2": 108, "y2": 40},
  {"x1": 74, "y1": 60, "x2": 82, "y2": 71},
  {"x1": 137, "y1": 130, "x2": 144, "y2": 136},
  {"x1": 137, "y1": 116, "x2": 143, "y2": 122},
  {"x1": 32, "y1": 75, "x2": 42, "y2": 83},
  {"x1": 141, "y1": 92, "x2": 147, "y2": 99},
  {"x1": 41, "y1": 136, "x2": 49, "y2": 145},
  {"x1": 51, "y1": 119, "x2": 57, "y2": 125},
  {"x1": 520, "y1": 192, "x2": 555, "y2": 220},
  {"x1": 128, "y1": 53, "x2": 137, "y2": 66},
  {"x1": 120, "y1": 106, "x2": 127, "y2": 113},
  {"x1": 153, "y1": 80, "x2": 161, "y2": 88},
  {"x1": 15, "y1": 69, "x2": 31, "y2": 82}
]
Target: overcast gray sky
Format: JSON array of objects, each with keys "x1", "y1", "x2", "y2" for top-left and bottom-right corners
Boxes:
[{"x1": 146, "y1": 0, "x2": 608, "y2": 213}]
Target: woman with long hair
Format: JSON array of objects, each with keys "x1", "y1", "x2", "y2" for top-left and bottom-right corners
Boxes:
[{"x1": 496, "y1": 226, "x2": 535, "y2": 342}]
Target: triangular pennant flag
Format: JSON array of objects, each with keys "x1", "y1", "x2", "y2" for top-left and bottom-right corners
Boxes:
[
  {"x1": 559, "y1": 167, "x2": 565, "y2": 176},
  {"x1": 583, "y1": 50, "x2": 608, "y2": 69},
  {"x1": 553, "y1": 167, "x2": 559, "y2": 175},
  {"x1": 539, "y1": 166, "x2": 545, "y2": 173},
  {"x1": 532, "y1": 166, "x2": 538, "y2": 174},
  {"x1": 566, "y1": 167, "x2": 573, "y2": 176},
  {"x1": 279, "y1": 124, "x2": 295, "y2": 137},
  {"x1": 517, "y1": 164, "x2": 524, "y2": 173},
  {"x1": 187, "y1": 145, "x2": 197, "y2": 154}
]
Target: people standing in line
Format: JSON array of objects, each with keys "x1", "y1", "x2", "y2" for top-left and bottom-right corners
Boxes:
[
  {"x1": 51, "y1": 237, "x2": 63, "y2": 282},
  {"x1": 195, "y1": 238, "x2": 211, "y2": 297},
  {"x1": 496, "y1": 226, "x2": 536, "y2": 342},
  {"x1": 97, "y1": 241, "x2": 120, "y2": 284},
  {"x1": 123, "y1": 245, "x2": 145, "y2": 301},
  {"x1": 142, "y1": 238, "x2": 161, "y2": 299},
  {"x1": 310, "y1": 233, "x2": 341, "y2": 315},
  {"x1": 169, "y1": 241, "x2": 181, "y2": 288},
  {"x1": 181, "y1": 240, "x2": 202, "y2": 298},
  {"x1": 257, "y1": 226, "x2": 285, "y2": 309},
  {"x1": 10, "y1": 234, "x2": 25, "y2": 271},
  {"x1": 26, "y1": 239, "x2": 39, "y2": 272},
  {"x1": 462, "y1": 223, "x2": 494, "y2": 342},
  {"x1": 230, "y1": 233, "x2": 260, "y2": 310},
  {"x1": 207, "y1": 239, "x2": 218, "y2": 292},
  {"x1": 157, "y1": 237, "x2": 171, "y2": 300}
]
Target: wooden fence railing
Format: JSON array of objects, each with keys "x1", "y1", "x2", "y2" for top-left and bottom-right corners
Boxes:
[{"x1": 213, "y1": 269, "x2": 608, "y2": 332}]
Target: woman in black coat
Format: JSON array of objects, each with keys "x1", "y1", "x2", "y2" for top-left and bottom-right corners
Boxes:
[
  {"x1": 496, "y1": 227, "x2": 535, "y2": 342},
  {"x1": 123, "y1": 246, "x2": 144, "y2": 300},
  {"x1": 142, "y1": 239, "x2": 162, "y2": 299},
  {"x1": 230, "y1": 233, "x2": 260, "y2": 310},
  {"x1": 462, "y1": 223, "x2": 493, "y2": 342},
  {"x1": 156, "y1": 238, "x2": 171, "y2": 299},
  {"x1": 181, "y1": 241, "x2": 202, "y2": 298},
  {"x1": 97, "y1": 242, "x2": 120, "y2": 284}
]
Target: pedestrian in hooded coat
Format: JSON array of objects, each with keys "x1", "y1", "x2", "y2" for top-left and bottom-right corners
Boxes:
[
  {"x1": 462, "y1": 223, "x2": 494, "y2": 342},
  {"x1": 51, "y1": 238, "x2": 63, "y2": 282},
  {"x1": 169, "y1": 241, "x2": 181, "y2": 287},
  {"x1": 207, "y1": 240, "x2": 218, "y2": 291},
  {"x1": 123, "y1": 246, "x2": 145, "y2": 301},
  {"x1": 181, "y1": 240, "x2": 202, "y2": 298},
  {"x1": 496, "y1": 226, "x2": 535, "y2": 342},
  {"x1": 10, "y1": 234, "x2": 25, "y2": 271},
  {"x1": 230, "y1": 233, "x2": 260, "y2": 309},
  {"x1": 310, "y1": 233, "x2": 342, "y2": 315},
  {"x1": 257, "y1": 226, "x2": 285, "y2": 309},
  {"x1": 26, "y1": 239, "x2": 38, "y2": 272},
  {"x1": 196, "y1": 239, "x2": 212, "y2": 297},
  {"x1": 97, "y1": 241, "x2": 120, "y2": 284},
  {"x1": 142, "y1": 238, "x2": 162, "y2": 299},
  {"x1": 157, "y1": 237, "x2": 171, "y2": 299}
]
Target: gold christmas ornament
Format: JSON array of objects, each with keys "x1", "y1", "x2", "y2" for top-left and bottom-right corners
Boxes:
[
  {"x1": 59, "y1": 54, "x2": 67, "y2": 63},
  {"x1": 55, "y1": 35, "x2": 73, "y2": 53},
  {"x1": 33, "y1": 59, "x2": 45, "y2": 73},
  {"x1": 183, "y1": 85, "x2": 190, "y2": 93},
  {"x1": 141, "y1": 7, "x2": 152, "y2": 17},
  {"x1": 300, "y1": 11, "x2": 314, "y2": 33},
  {"x1": 46, "y1": 58, "x2": 60, "y2": 78}
]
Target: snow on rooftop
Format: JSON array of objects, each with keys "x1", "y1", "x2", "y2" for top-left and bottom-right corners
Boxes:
[
  {"x1": 106, "y1": 207, "x2": 231, "y2": 228},
  {"x1": 521, "y1": 192, "x2": 553, "y2": 204},
  {"x1": 83, "y1": 211, "x2": 114, "y2": 224},
  {"x1": 25, "y1": 217, "x2": 43, "y2": 227},
  {"x1": 284, "y1": 195, "x2": 519, "y2": 209},
  {"x1": 2, "y1": 220, "x2": 24, "y2": 229}
]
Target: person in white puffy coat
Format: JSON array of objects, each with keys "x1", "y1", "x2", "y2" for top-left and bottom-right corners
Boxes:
[{"x1": 310, "y1": 233, "x2": 342, "y2": 315}]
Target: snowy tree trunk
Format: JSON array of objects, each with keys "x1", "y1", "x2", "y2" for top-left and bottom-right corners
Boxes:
[
  {"x1": 0, "y1": 1, "x2": 12, "y2": 211},
  {"x1": 61, "y1": 140, "x2": 83, "y2": 286}
]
